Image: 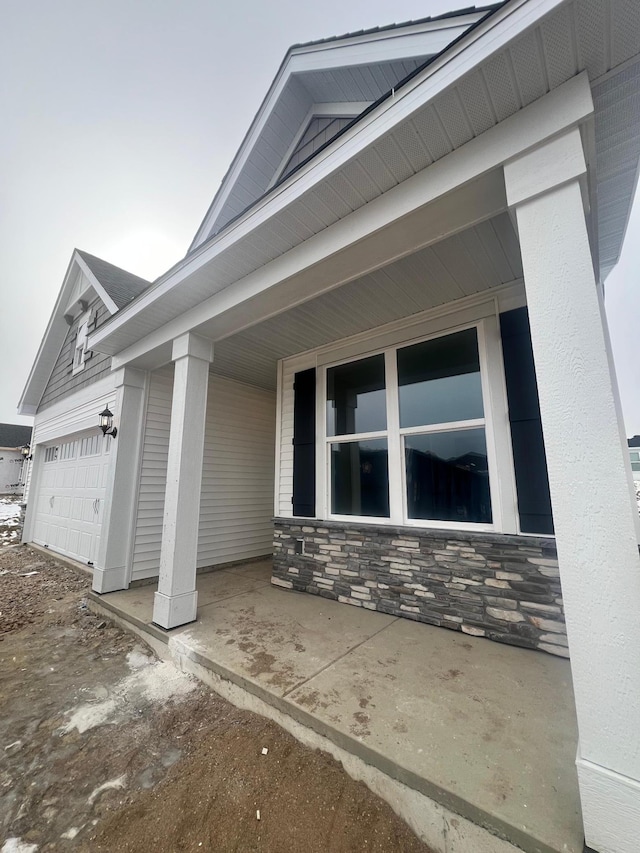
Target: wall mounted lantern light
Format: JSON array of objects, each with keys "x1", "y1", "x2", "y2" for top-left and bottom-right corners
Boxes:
[
  {"x1": 98, "y1": 406, "x2": 118, "y2": 438},
  {"x1": 20, "y1": 444, "x2": 32, "y2": 460}
]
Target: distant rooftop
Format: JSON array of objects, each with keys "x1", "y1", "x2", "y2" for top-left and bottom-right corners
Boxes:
[
  {"x1": 629, "y1": 436, "x2": 640, "y2": 448},
  {"x1": 0, "y1": 423, "x2": 32, "y2": 449},
  {"x1": 77, "y1": 250, "x2": 151, "y2": 310}
]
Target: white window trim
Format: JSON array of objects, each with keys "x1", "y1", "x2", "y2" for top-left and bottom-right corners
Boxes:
[
  {"x1": 72, "y1": 310, "x2": 91, "y2": 376},
  {"x1": 317, "y1": 315, "x2": 517, "y2": 533}
]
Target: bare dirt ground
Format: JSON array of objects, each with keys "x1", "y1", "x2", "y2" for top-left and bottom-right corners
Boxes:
[{"x1": 1, "y1": 543, "x2": 431, "y2": 853}]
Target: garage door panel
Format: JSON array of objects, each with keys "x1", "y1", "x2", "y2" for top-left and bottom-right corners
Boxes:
[
  {"x1": 86, "y1": 464, "x2": 100, "y2": 489},
  {"x1": 81, "y1": 498, "x2": 96, "y2": 523},
  {"x1": 71, "y1": 497, "x2": 83, "y2": 521},
  {"x1": 33, "y1": 432, "x2": 109, "y2": 564},
  {"x1": 67, "y1": 529, "x2": 79, "y2": 555}
]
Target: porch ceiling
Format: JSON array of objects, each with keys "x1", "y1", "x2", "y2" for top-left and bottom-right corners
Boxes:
[{"x1": 210, "y1": 211, "x2": 522, "y2": 390}]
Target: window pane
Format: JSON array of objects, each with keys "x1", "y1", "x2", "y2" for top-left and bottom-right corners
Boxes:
[
  {"x1": 331, "y1": 439, "x2": 389, "y2": 517},
  {"x1": 327, "y1": 355, "x2": 386, "y2": 436},
  {"x1": 405, "y1": 429, "x2": 492, "y2": 523},
  {"x1": 398, "y1": 328, "x2": 484, "y2": 427}
]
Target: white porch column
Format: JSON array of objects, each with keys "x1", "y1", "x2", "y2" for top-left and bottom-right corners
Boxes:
[
  {"x1": 152, "y1": 333, "x2": 213, "y2": 629},
  {"x1": 505, "y1": 129, "x2": 640, "y2": 853},
  {"x1": 93, "y1": 367, "x2": 147, "y2": 593}
]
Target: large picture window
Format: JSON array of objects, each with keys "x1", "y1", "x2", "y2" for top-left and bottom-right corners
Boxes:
[{"x1": 324, "y1": 325, "x2": 493, "y2": 527}]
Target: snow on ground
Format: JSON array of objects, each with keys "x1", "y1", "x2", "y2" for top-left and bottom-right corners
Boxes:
[
  {"x1": 60, "y1": 645, "x2": 196, "y2": 735},
  {"x1": 0, "y1": 496, "x2": 23, "y2": 543}
]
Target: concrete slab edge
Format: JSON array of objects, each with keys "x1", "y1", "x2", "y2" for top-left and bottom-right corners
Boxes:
[
  {"x1": 27, "y1": 542, "x2": 93, "y2": 580},
  {"x1": 87, "y1": 593, "x2": 560, "y2": 853}
]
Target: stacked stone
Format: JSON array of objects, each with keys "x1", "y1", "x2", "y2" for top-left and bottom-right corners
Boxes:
[{"x1": 272, "y1": 519, "x2": 567, "y2": 657}]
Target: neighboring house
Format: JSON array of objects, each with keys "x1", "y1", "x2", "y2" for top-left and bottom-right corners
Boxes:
[
  {"x1": 629, "y1": 436, "x2": 640, "y2": 479},
  {"x1": 0, "y1": 423, "x2": 32, "y2": 495},
  {"x1": 17, "y1": 3, "x2": 640, "y2": 851}
]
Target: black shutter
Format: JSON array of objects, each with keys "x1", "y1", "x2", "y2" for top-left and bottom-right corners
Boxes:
[
  {"x1": 500, "y1": 308, "x2": 554, "y2": 535},
  {"x1": 293, "y1": 368, "x2": 316, "y2": 517}
]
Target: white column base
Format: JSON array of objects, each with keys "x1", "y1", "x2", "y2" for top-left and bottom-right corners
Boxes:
[
  {"x1": 577, "y1": 756, "x2": 640, "y2": 853},
  {"x1": 153, "y1": 590, "x2": 198, "y2": 629},
  {"x1": 92, "y1": 565, "x2": 128, "y2": 594}
]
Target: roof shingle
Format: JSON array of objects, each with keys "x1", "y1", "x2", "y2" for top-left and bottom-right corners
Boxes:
[
  {"x1": 77, "y1": 250, "x2": 150, "y2": 310},
  {"x1": 0, "y1": 423, "x2": 32, "y2": 448}
]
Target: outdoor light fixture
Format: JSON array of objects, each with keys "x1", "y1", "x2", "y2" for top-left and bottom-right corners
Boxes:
[
  {"x1": 20, "y1": 444, "x2": 32, "y2": 460},
  {"x1": 98, "y1": 406, "x2": 117, "y2": 438}
]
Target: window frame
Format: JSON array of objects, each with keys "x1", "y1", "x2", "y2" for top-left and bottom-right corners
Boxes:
[
  {"x1": 320, "y1": 318, "x2": 502, "y2": 532},
  {"x1": 72, "y1": 311, "x2": 91, "y2": 376}
]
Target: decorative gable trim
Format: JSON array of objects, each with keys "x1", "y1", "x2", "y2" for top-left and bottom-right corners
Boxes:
[
  {"x1": 20, "y1": 251, "x2": 119, "y2": 414},
  {"x1": 189, "y1": 9, "x2": 491, "y2": 251}
]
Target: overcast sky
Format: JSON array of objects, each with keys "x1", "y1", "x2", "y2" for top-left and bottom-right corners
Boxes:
[{"x1": 1, "y1": 1, "x2": 638, "y2": 434}]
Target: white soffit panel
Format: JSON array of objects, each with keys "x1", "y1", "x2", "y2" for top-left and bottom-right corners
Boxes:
[{"x1": 210, "y1": 212, "x2": 522, "y2": 390}]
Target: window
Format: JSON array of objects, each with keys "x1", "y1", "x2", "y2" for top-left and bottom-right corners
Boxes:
[
  {"x1": 44, "y1": 446, "x2": 59, "y2": 463},
  {"x1": 326, "y1": 355, "x2": 389, "y2": 517},
  {"x1": 398, "y1": 329, "x2": 491, "y2": 524},
  {"x1": 324, "y1": 325, "x2": 493, "y2": 527},
  {"x1": 79, "y1": 434, "x2": 103, "y2": 457},
  {"x1": 59, "y1": 440, "x2": 77, "y2": 461},
  {"x1": 72, "y1": 312, "x2": 90, "y2": 375}
]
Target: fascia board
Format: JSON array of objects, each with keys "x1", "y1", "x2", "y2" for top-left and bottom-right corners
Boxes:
[
  {"x1": 189, "y1": 11, "x2": 488, "y2": 251},
  {"x1": 92, "y1": 0, "x2": 572, "y2": 354},
  {"x1": 101, "y1": 72, "x2": 593, "y2": 369},
  {"x1": 18, "y1": 252, "x2": 80, "y2": 414},
  {"x1": 74, "y1": 255, "x2": 119, "y2": 314}
]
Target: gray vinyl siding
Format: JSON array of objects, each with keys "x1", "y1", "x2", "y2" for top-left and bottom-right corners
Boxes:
[
  {"x1": 131, "y1": 370, "x2": 276, "y2": 582},
  {"x1": 39, "y1": 298, "x2": 112, "y2": 411},
  {"x1": 281, "y1": 116, "x2": 354, "y2": 180}
]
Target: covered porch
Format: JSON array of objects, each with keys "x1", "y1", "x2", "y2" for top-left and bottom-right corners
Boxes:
[
  {"x1": 88, "y1": 559, "x2": 582, "y2": 853},
  {"x1": 85, "y1": 66, "x2": 640, "y2": 851}
]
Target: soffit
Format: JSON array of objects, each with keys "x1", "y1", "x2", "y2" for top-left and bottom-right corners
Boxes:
[
  {"x1": 211, "y1": 59, "x2": 428, "y2": 234},
  {"x1": 91, "y1": 0, "x2": 640, "y2": 358},
  {"x1": 210, "y1": 212, "x2": 522, "y2": 390}
]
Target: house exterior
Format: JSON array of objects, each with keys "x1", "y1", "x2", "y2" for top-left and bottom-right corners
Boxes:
[
  {"x1": 0, "y1": 423, "x2": 32, "y2": 495},
  {"x1": 629, "y1": 436, "x2": 640, "y2": 479},
  {"x1": 18, "y1": 2, "x2": 640, "y2": 850}
]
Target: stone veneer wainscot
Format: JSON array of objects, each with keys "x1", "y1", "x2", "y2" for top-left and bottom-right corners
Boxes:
[{"x1": 272, "y1": 519, "x2": 567, "y2": 657}]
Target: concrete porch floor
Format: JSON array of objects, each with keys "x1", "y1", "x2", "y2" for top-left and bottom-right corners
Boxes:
[{"x1": 89, "y1": 559, "x2": 582, "y2": 853}]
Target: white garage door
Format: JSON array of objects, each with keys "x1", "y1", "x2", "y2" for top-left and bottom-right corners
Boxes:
[{"x1": 33, "y1": 432, "x2": 112, "y2": 565}]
